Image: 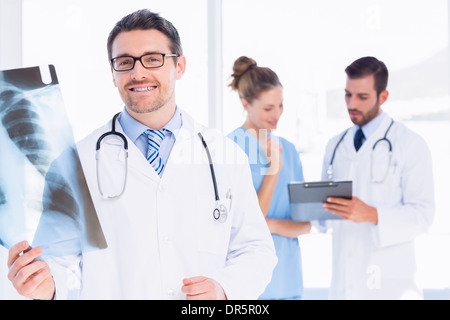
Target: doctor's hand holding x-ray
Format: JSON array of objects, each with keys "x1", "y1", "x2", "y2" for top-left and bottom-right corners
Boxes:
[
  {"x1": 320, "y1": 57, "x2": 434, "y2": 300},
  {"x1": 7, "y1": 9, "x2": 277, "y2": 300},
  {"x1": 7, "y1": 241, "x2": 54, "y2": 300}
]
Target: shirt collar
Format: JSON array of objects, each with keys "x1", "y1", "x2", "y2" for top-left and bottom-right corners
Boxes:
[
  {"x1": 119, "y1": 106, "x2": 183, "y2": 143},
  {"x1": 356, "y1": 110, "x2": 386, "y2": 140},
  {"x1": 164, "y1": 106, "x2": 183, "y2": 137}
]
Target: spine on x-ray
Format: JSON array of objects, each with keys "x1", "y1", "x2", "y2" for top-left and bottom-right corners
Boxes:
[{"x1": 0, "y1": 89, "x2": 52, "y2": 176}]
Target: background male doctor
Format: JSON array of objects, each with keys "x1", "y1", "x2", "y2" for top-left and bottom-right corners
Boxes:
[
  {"x1": 321, "y1": 56, "x2": 434, "y2": 299},
  {"x1": 7, "y1": 9, "x2": 277, "y2": 300}
]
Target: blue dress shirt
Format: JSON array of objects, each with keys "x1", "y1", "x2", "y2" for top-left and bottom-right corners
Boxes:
[
  {"x1": 119, "y1": 107, "x2": 182, "y2": 175},
  {"x1": 355, "y1": 111, "x2": 386, "y2": 144}
]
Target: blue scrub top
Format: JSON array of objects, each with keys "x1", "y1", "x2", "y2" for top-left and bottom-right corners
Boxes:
[{"x1": 227, "y1": 127, "x2": 305, "y2": 300}]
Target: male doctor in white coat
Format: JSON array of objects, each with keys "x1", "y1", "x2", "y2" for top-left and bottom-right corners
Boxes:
[
  {"x1": 7, "y1": 9, "x2": 277, "y2": 300},
  {"x1": 321, "y1": 56, "x2": 434, "y2": 299}
]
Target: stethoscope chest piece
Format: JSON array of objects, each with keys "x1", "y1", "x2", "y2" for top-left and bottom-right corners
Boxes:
[
  {"x1": 213, "y1": 203, "x2": 228, "y2": 223},
  {"x1": 198, "y1": 132, "x2": 229, "y2": 224}
]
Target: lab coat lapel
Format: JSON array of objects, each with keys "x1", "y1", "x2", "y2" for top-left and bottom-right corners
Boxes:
[
  {"x1": 357, "y1": 115, "x2": 393, "y2": 155},
  {"x1": 162, "y1": 110, "x2": 200, "y2": 179},
  {"x1": 344, "y1": 114, "x2": 393, "y2": 188}
]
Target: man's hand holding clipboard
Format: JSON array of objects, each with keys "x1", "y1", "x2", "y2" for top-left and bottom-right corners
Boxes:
[
  {"x1": 288, "y1": 181, "x2": 352, "y2": 221},
  {"x1": 323, "y1": 196, "x2": 378, "y2": 224},
  {"x1": 288, "y1": 180, "x2": 378, "y2": 223}
]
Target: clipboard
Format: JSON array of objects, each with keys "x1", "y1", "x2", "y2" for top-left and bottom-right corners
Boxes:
[{"x1": 288, "y1": 181, "x2": 352, "y2": 221}]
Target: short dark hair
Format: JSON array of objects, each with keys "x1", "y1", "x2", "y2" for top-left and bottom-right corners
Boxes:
[
  {"x1": 107, "y1": 9, "x2": 183, "y2": 61},
  {"x1": 345, "y1": 56, "x2": 388, "y2": 95}
]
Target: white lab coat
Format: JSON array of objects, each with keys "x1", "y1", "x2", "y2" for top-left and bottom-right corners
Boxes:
[
  {"x1": 47, "y1": 109, "x2": 277, "y2": 300},
  {"x1": 320, "y1": 113, "x2": 434, "y2": 300}
]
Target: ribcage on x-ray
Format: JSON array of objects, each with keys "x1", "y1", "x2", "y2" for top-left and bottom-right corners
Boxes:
[
  {"x1": 0, "y1": 86, "x2": 78, "y2": 212},
  {"x1": 0, "y1": 89, "x2": 52, "y2": 176},
  {"x1": 0, "y1": 85, "x2": 79, "y2": 250},
  {"x1": 0, "y1": 75, "x2": 107, "y2": 255},
  {"x1": 0, "y1": 186, "x2": 5, "y2": 245},
  {"x1": 43, "y1": 151, "x2": 80, "y2": 220},
  {"x1": 0, "y1": 187, "x2": 5, "y2": 206}
]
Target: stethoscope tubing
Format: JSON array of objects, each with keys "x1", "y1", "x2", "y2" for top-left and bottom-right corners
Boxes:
[
  {"x1": 96, "y1": 112, "x2": 128, "y2": 199},
  {"x1": 328, "y1": 119, "x2": 394, "y2": 182},
  {"x1": 96, "y1": 112, "x2": 128, "y2": 151},
  {"x1": 198, "y1": 132, "x2": 220, "y2": 202},
  {"x1": 95, "y1": 113, "x2": 227, "y2": 222}
]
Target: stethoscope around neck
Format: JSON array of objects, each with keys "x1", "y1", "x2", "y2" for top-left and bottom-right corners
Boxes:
[
  {"x1": 95, "y1": 112, "x2": 228, "y2": 223},
  {"x1": 96, "y1": 112, "x2": 128, "y2": 199},
  {"x1": 327, "y1": 119, "x2": 395, "y2": 183}
]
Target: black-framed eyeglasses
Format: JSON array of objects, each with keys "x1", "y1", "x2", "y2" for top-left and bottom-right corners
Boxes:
[{"x1": 110, "y1": 53, "x2": 179, "y2": 71}]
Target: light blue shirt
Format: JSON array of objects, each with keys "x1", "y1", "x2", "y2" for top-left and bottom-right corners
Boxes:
[
  {"x1": 119, "y1": 107, "x2": 182, "y2": 175},
  {"x1": 356, "y1": 111, "x2": 386, "y2": 144},
  {"x1": 228, "y1": 127, "x2": 305, "y2": 300}
]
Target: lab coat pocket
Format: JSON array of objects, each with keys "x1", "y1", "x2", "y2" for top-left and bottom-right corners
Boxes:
[{"x1": 195, "y1": 195, "x2": 231, "y2": 255}]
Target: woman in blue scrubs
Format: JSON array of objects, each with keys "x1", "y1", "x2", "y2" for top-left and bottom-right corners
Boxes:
[{"x1": 227, "y1": 56, "x2": 311, "y2": 300}]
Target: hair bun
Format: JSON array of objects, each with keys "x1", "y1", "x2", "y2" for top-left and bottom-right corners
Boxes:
[{"x1": 229, "y1": 56, "x2": 257, "y2": 91}]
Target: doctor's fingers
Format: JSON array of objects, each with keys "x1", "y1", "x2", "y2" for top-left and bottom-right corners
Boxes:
[
  {"x1": 323, "y1": 201, "x2": 354, "y2": 218},
  {"x1": 182, "y1": 278, "x2": 217, "y2": 298},
  {"x1": 325, "y1": 197, "x2": 356, "y2": 206},
  {"x1": 12, "y1": 261, "x2": 55, "y2": 299},
  {"x1": 323, "y1": 204, "x2": 349, "y2": 215},
  {"x1": 9, "y1": 260, "x2": 49, "y2": 293},
  {"x1": 260, "y1": 136, "x2": 282, "y2": 156},
  {"x1": 7, "y1": 241, "x2": 31, "y2": 268},
  {"x1": 182, "y1": 277, "x2": 212, "y2": 294},
  {"x1": 8, "y1": 246, "x2": 43, "y2": 281}
]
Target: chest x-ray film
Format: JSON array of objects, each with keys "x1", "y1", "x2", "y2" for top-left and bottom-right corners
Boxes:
[{"x1": 0, "y1": 65, "x2": 106, "y2": 259}]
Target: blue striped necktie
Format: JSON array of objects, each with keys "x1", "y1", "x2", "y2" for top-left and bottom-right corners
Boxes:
[{"x1": 143, "y1": 129, "x2": 166, "y2": 176}]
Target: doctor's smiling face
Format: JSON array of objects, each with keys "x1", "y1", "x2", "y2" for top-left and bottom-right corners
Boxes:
[
  {"x1": 111, "y1": 29, "x2": 186, "y2": 127},
  {"x1": 345, "y1": 74, "x2": 389, "y2": 127}
]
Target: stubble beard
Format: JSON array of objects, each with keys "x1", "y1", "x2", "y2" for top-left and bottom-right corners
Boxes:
[
  {"x1": 350, "y1": 97, "x2": 381, "y2": 127},
  {"x1": 127, "y1": 101, "x2": 164, "y2": 114},
  {"x1": 125, "y1": 87, "x2": 175, "y2": 115}
]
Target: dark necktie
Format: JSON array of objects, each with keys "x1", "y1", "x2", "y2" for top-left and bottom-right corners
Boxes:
[{"x1": 354, "y1": 128, "x2": 365, "y2": 151}]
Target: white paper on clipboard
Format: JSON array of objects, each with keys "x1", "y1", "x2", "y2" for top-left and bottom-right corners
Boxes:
[{"x1": 288, "y1": 181, "x2": 352, "y2": 221}]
